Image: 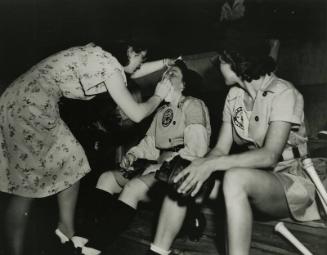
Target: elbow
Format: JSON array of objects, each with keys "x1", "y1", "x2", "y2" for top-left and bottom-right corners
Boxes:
[
  {"x1": 129, "y1": 110, "x2": 147, "y2": 123},
  {"x1": 129, "y1": 115, "x2": 142, "y2": 123},
  {"x1": 265, "y1": 152, "x2": 280, "y2": 168}
]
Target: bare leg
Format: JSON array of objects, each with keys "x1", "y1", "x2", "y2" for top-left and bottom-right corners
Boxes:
[
  {"x1": 96, "y1": 170, "x2": 124, "y2": 195},
  {"x1": 153, "y1": 196, "x2": 187, "y2": 251},
  {"x1": 118, "y1": 177, "x2": 150, "y2": 209},
  {"x1": 223, "y1": 168, "x2": 289, "y2": 255},
  {"x1": 4, "y1": 195, "x2": 33, "y2": 255},
  {"x1": 57, "y1": 182, "x2": 80, "y2": 238}
]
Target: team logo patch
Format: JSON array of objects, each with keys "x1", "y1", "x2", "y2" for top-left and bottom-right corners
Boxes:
[
  {"x1": 162, "y1": 108, "x2": 174, "y2": 127},
  {"x1": 233, "y1": 107, "x2": 244, "y2": 130}
]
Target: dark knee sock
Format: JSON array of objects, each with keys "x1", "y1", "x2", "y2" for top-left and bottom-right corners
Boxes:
[
  {"x1": 88, "y1": 200, "x2": 136, "y2": 249},
  {"x1": 80, "y1": 188, "x2": 115, "y2": 237},
  {"x1": 92, "y1": 188, "x2": 116, "y2": 222}
]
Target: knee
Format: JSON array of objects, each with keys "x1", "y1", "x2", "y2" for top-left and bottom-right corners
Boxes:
[
  {"x1": 96, "y1": 171, "x2": 121, "y2": 194},
  {"x1": 223, "y1": 168, "x2": 251, "y2": 200},
  {"x1": 120, "y1": 178, "x2": 148, "y2": 203}
]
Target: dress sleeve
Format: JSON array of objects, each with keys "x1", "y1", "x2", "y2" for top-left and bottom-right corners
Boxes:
[
  {"x1": 270, "y1": 88, "x2": 304, "y2": 126},
  {"x1": 79, "y1": 47, "x2": 127, "y2": 96}
]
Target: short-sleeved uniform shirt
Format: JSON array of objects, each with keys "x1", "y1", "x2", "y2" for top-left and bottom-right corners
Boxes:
[
  {"x1": 0, "y1": 43, "x2": 126, "y2": 197},
  {"x1": 150, "y1": 97, "x2": 211, "y2": 150},
  {"x1": 223, "y1": 74, "x2": 320, "y2": 221},
  {"x1": 119, "y1": 96, "x2": 211, "y2": 188}
]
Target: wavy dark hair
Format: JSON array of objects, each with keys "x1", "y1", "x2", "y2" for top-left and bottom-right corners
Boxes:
[
  {"x1": 173, "y1": 59, "x2": 202, "y2": 97},
  {"x1": 217, "y1": 33, "x2": 276, "y2": 82},
  {"x1": 102, "y1": 40, "x2": 148, "y2": 67}
]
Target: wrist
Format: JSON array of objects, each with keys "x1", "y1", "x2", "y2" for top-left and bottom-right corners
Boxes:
[
  {"x1": 205, "y1": 157, "x2": 217, "y2": 173},
  {"x1": 153, "y1": 94, "x2": 163, "y2": 101},
  {"x1": 127, "y1": 152, "x2": 137, "y2": 161},
  {"x1": 162, "y1": 58, "x2": 169, "y2": 67}
]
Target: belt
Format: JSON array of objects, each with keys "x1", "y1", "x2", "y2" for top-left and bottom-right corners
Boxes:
[
  {"x1": 281, "y1": 143, "x2": 307, "y2": 161},
  {"x1": 160, "y1": 144, "x2": 185, "y2": 153}
]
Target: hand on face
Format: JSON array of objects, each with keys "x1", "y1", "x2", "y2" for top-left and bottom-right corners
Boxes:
[
  {"x1": 161, "y1": 66, "x2": 184, "y2": 102},
  {"x1": 154, "y1": 78, "x2": 172, "y2": 100}
]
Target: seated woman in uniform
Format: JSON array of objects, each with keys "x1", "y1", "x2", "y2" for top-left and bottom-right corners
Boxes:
[
  {"x1": 145, "y1": 38, "x2": 321, "y2": 255},
  {"x1": 81, "y1": 59, "x2": 211, "y2": 254}
]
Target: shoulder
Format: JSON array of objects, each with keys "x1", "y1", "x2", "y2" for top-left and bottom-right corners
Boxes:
[
  {"x1": 265, "y1": 76, "x2": 304, "y2": 108},
  {"x1": 266, "y1": 76, "x2": 301, "y2": 96},
  {"x1": 225, "y1": 86, "x2": 243, "y2": 102},
  {"x1": 80, "y1": 43, "x2": 122, "y2": 66},
  {"x1": 182, "y1": 96, "x2": 207, "y2": 111}
]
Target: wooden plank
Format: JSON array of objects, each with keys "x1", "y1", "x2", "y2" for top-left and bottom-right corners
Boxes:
[{"x1": 121, "y1": 206, "x2": 327, "y2": 255}]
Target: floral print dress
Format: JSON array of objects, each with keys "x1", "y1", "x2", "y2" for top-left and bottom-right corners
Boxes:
[{"x1": 0, "y1": 43, "x2": 127, "y2": 198}]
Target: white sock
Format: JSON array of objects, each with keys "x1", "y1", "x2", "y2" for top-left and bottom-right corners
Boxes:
[
  {"x1": 55, "y1": 229, "x2": 69, "y2": 244},
  {"x1": 150, "y1": 243, "x2": 171, "y2": 255}
]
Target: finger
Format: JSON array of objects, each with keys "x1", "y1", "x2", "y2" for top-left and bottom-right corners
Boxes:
[
  {"x1": 181, "y1": 178, "x2": 197, "y2": 194},
  {"x1": 177, "y1": 174, "x2": 194, "y2": 193},
  {"x1": 120, "y1": 159, "x2": 126, "y2": 168},
  {"x1": 191, "y1": 181, "x2": 203, "y2": 197},
  {"x1": 174, "y1": 168, "x2": 189, "y2": 183}
]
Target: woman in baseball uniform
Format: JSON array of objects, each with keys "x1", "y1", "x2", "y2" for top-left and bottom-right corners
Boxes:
[
  {"x1": 147, "y1": 40, "x2": 321, "y2": 255},
  {"x1": 82, "y1": 60, "x2": 211, "y2": 254}
]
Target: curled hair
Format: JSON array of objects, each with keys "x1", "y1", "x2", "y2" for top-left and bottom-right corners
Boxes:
[
  {"x1": 220, "y1": 49, "x2": 276, "y2": 82},
  {"x1": 173, "y1": 60, "x2": 202, "y2": 97},
  {"x1": 102, "y1": 40, "x2": 148, "y2": 67}
]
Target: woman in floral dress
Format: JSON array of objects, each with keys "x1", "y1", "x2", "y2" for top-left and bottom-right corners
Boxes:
[{"x1": 0, "y1": 42, "x2": 172, "y2": 255}]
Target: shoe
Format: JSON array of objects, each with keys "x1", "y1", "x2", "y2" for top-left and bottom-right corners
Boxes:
[
  {"x1": 81, "y1": 246, "x2": 102, "y2": 255},
  {"x1": 72, "y1": 234, "x2": 101, "y2": 255},
  {"x1": 71, "y1": 235, "x2": 89, "y2": 247},
  {"x1": 146, "y1": 250, "x2": 161, "y2": 255},
  {"x1": 55, "y1": 239, "x2": 83, "y2": 255},
  {"x1": 318, "y1": 130, "x2": 327, "y2": 139},
  {"x1": 54, "y1": 229, "x2": 86, "y2": 255}
]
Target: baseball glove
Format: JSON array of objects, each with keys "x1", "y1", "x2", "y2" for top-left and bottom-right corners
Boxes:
[
  {"x1": 121, "y1": 159, "x2": 157, "y2": 179},
  {"x1": 155, "y1": 155, "x2": 214, "y2": 201}
]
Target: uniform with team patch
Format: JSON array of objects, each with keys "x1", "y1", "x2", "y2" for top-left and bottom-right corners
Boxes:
[
  {"x1": 222, "y1": 74, "x2": 320, "y2": 221},
  {"x1": 124, "y1": 96, "x2": 211, "y2": 186}
]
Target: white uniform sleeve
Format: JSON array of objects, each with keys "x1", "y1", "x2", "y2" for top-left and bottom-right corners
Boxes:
[
  {"x1": 178, "y1": 124, "x2": 209, "y2": 161},
  {"x1": 128, "y1": 135, "x2": 160, "y2": 160},
  {"x1": 127, "y1": 116, "x2": 160, "y2": 160}
]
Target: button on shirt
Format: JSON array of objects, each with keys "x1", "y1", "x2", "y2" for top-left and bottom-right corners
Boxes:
[
  {"x1": 128, "y1": 97, "x2": 212, "y2": 161},
  {"x1": 222, "y1": 74, "x2": 307, "y2": 155}
]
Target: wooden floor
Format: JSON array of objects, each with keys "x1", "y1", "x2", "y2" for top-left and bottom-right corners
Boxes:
[
  {"x1": 110, "y1": 206, "x2": 327, "y2": 255},
  {"x1": 1, "y1": 193, "x2": 326, "y2": 255}
]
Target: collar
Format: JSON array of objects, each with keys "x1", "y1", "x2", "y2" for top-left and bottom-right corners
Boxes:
[
  {"x1": 258, "y1": 73, "x2": 276, "y2": 94},
  {"x1": 226, "y1": 74, "x2": 276, "y2": 102}
]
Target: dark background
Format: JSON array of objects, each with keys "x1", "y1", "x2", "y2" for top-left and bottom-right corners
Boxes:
[
  {"x1": 0, "y1": 0, "x2": 326, "y2": 85},
  {"x1": 0, "y1": 1, "x2": 326, "y2": 254}
]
